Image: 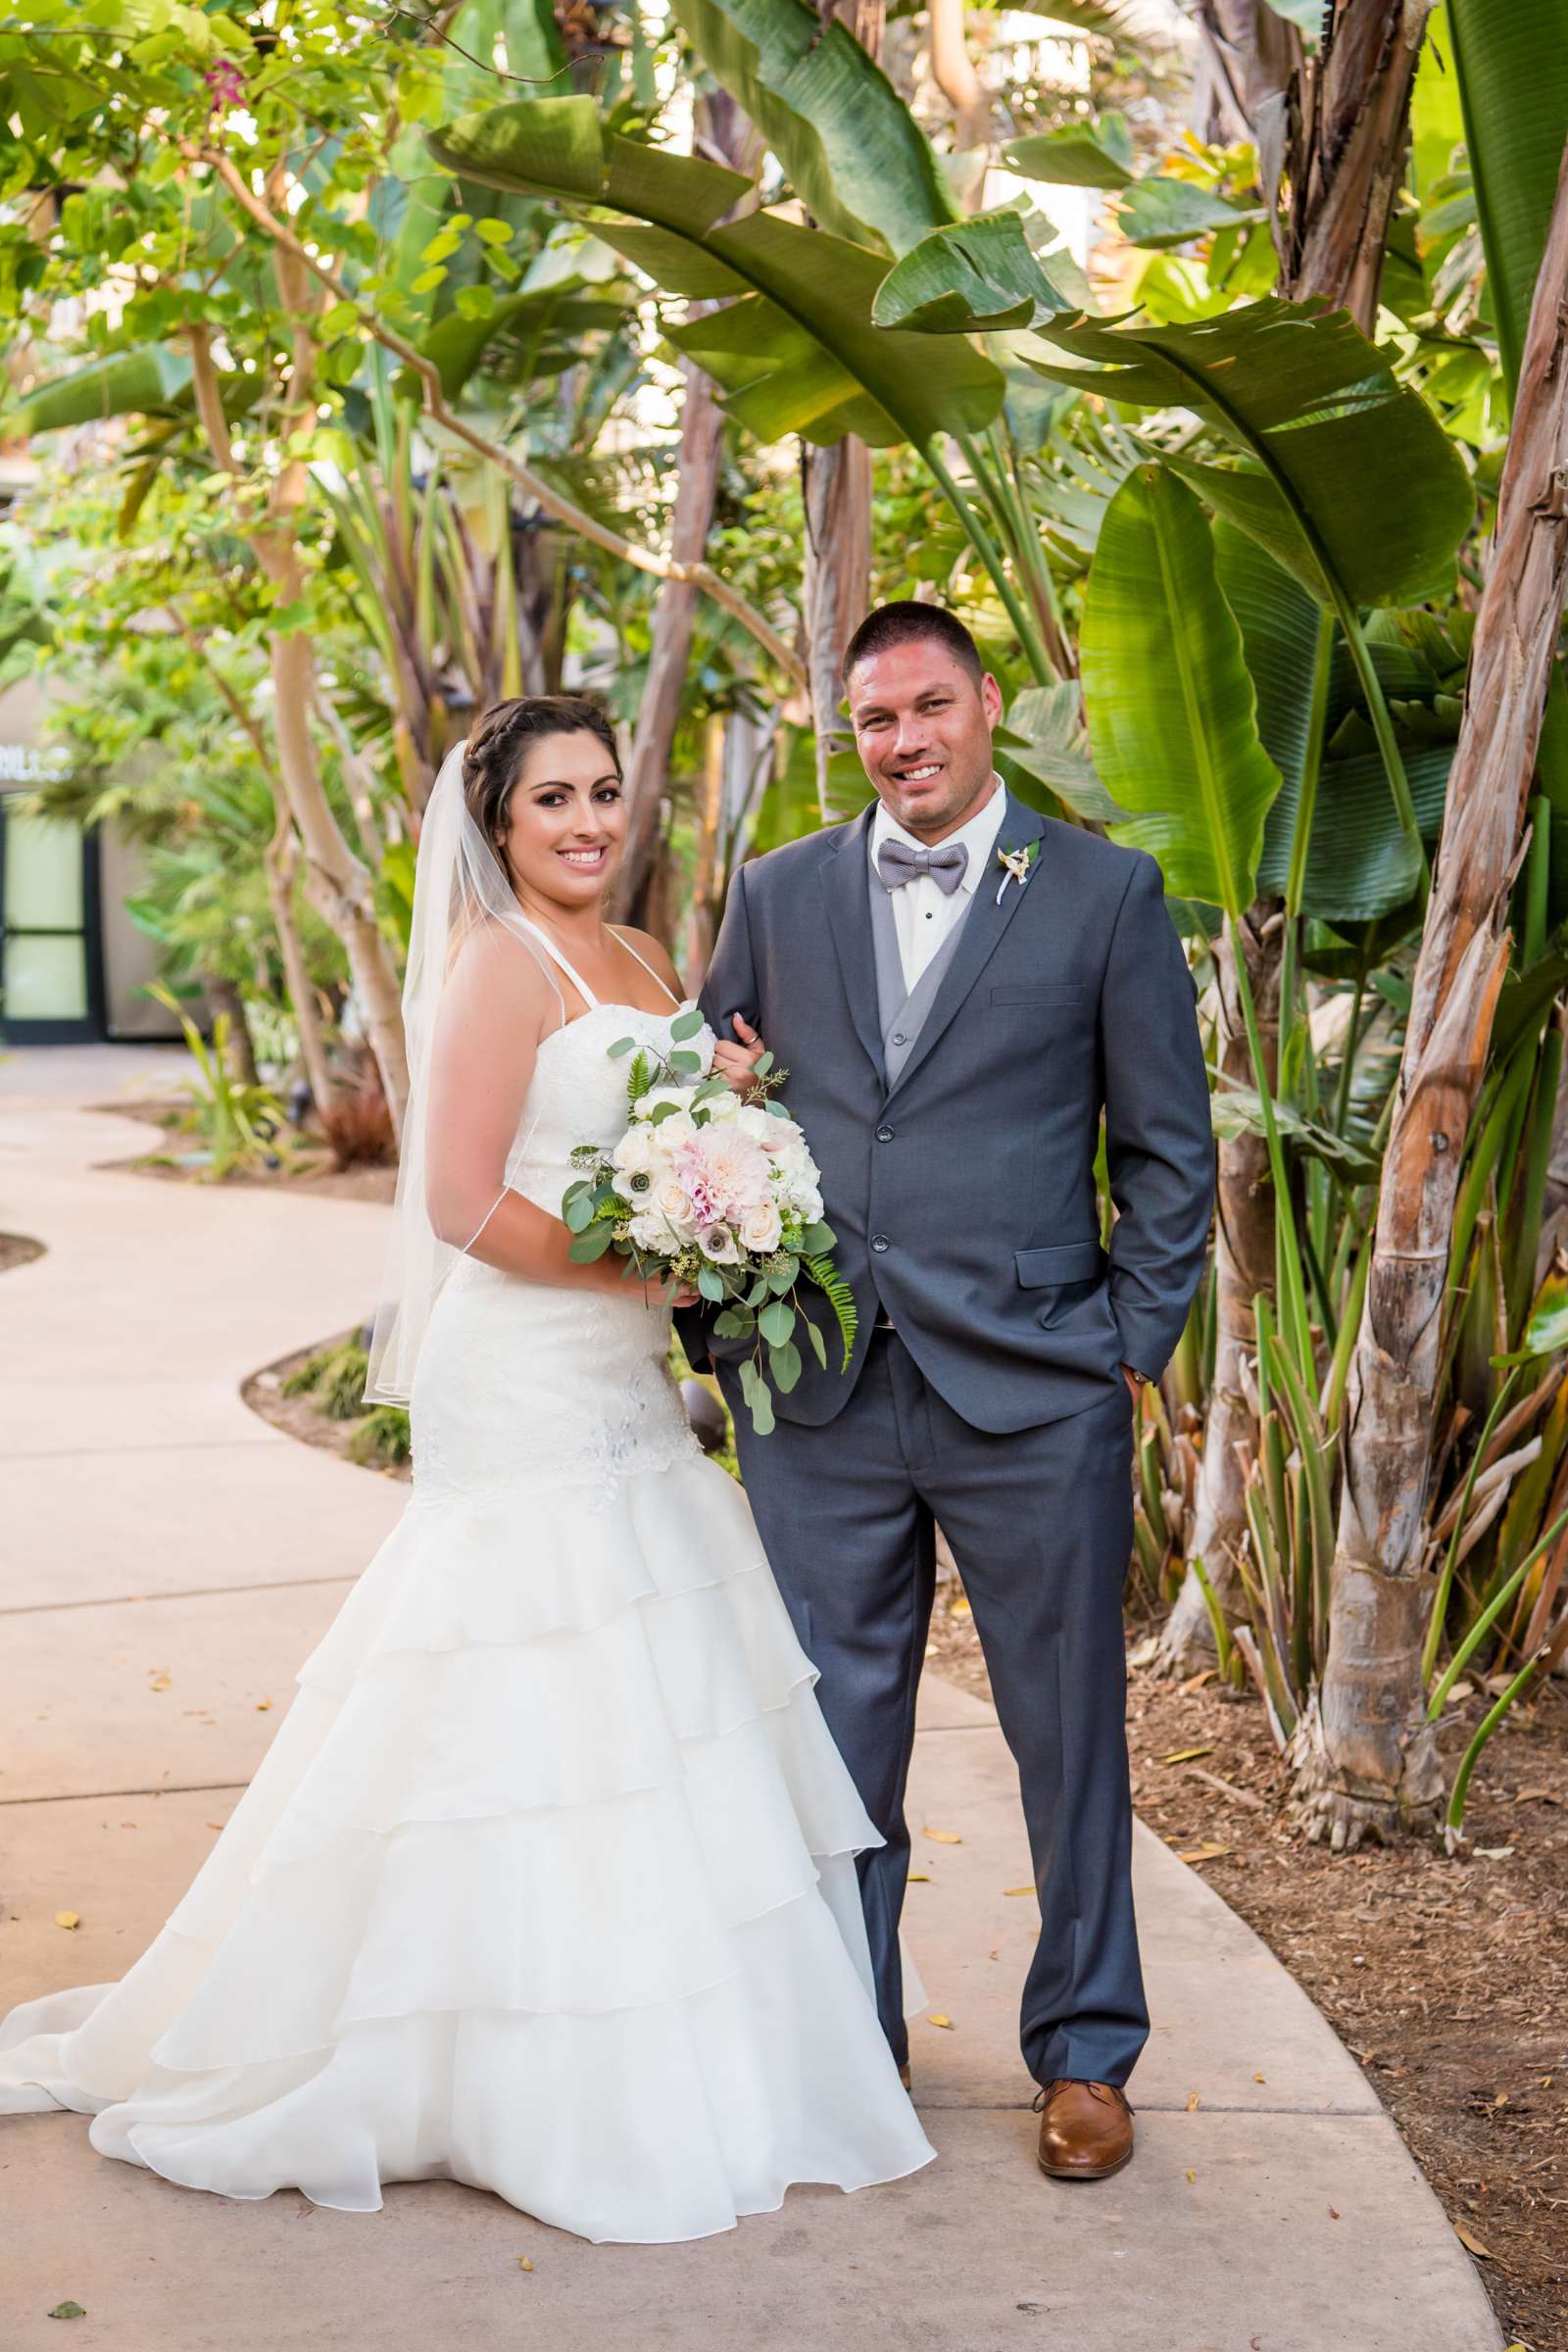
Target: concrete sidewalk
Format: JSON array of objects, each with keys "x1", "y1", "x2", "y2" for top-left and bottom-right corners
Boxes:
[{"x1": 1, "y1": 1048, "x2": 1504, "y2": 2352}]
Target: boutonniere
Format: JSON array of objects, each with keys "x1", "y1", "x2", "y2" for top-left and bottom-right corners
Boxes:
[{"x1": 994, "y1": 839, "x2": 1040, "y2": 906}]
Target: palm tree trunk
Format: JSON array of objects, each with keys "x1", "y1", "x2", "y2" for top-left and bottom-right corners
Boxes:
[
  {"x1": 1294, "y1": 135, "x2": 1568, "y2": 1846},
  {"x1": 1159, "y1": 0, "x2": 1433, "y2": 1669}
]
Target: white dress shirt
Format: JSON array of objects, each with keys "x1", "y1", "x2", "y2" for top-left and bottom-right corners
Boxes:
[{"x1": 869, "y1": 775, "x2": 1009, "y2": 994}]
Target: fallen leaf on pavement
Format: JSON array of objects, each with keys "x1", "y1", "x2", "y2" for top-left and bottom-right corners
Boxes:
[
  {"x1": 1185, "y1": 2091, "x2": 1200, "y2": 2112},
  {"x1": 148, "y1": 1672, "x2": 171, "y2": 1691},
  {"x1": 1185, "y1": 2169, "x2": 1196, "y2": 2183},
  {"x1": 256, "y1": 1698, "x2": 272, "y2": 1712},
  {"x1": 1454, "y1": 2224, "x2": 1494, "y2": 2259},
  {"x1": 1161, "y1": 1746, "x2": 1213, "y2": 1765},
  {"x1": 922, "y1": 1828, "x2": 962, "y2": 1843},
  {"x1": 929, "y1": 2014, "x2": 954, "y2": 2030},
  {"x1": 1178, "y1": 1844, "x2": 1233, "y2": 1863},
  {"x1": 54, "y1": 1912, "x2": 80, "y2": 1932},
  {"x1": 1004, "y1": 1886, "x2": 1036, "y2": 1897},
  {"x1": 517, "y1": 2257, "x2": 534, "y2": 2273},
  {"x1": 907, "y1": 1873, "x2": 931, "y2": 1884},
  {"x1": 46, "y1": 2304, "x2": 86, "y2": 2321}
]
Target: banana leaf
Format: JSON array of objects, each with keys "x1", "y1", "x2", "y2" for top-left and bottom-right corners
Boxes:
[
  {"x1": 1079, "y1": 463, "x2": 1283, "y2": 916},
  {"x1": 1001, "y1": 115, "x2": 1133, "y2": 190},
  {"x1": 1113, "y1": 177, "x2": 1266, "y2": 250},
  {"x1": 427, "y1": 98, "x2": 1004, "y2": 447},
  {"x1": 666, "y1": 0, "x2": 958, "y2": 254},
  {"x1": 0, "y1": 347, "x2": 191, "y2": 435},
  {"x1": 1031, "y1": 301, "x2": 1475, "y2": 611},
  {"x1": 1210, "y1": 1085, "x2": 1381, "y2": 1182},
  {"x1": 1446, "y1": 0, "x2": 1568, "y2": 396},
  {"x1": 872, "y1": 212, "x2": 1074, "y2": 333}
]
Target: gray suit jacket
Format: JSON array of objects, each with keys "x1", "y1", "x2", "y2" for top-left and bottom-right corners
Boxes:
[{"x1": 686, "y1": 799, "x2": 1214, "y2": 1434}]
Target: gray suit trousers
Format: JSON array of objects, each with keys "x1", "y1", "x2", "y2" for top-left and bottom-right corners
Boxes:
[{"x1": 720, "y1": 1327, "x2": 1148, "y2": 2088}]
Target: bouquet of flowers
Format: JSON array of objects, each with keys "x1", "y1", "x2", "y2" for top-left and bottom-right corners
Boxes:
[{"x1": 562, "y1": 1009, "x2": 857, "y2": 1434}]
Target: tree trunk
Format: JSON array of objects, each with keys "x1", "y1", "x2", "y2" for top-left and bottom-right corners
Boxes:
[
  {"x1": 926, "y1": 0, "x2": 988, "y2": 158},
  {"x1": 798, "y1": 0, "x2": 884, "y2": 822},
  {"x1": 615, "y1": 90, "x2": 757, "y2": 919},
  {"x1": 1191, "y1": 0, "x2": 1303, "y2": 148},
  {"x1": 202, "y1": 969, "x2": 259, "y2": 1087},
  {"x1": 182, "y1": 281, "x2": 411, "y2": 1139},
  {"x1": 1161, "y1": 0, "x2": 1430, "y2": 1668},
  {"x1": 616, "y1": 356, "x2": 726, "y2": 918},
  {"x1": 1158, "y1": 910, "x2": 1281, "y2": 1663},
  {"x1": 802, "y1": 435, "x2": 873, "y2": 821},
  {"x1": 1294, "y1": 135, "x2": 1568, "y2": 1846},
  {"x1": 264, "y1": 806, "x2": 336, "y2": 1119}
]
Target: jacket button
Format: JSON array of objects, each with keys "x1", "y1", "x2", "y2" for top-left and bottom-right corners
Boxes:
[
  {"x1": 891, "y1": 1031, "x2": 907, "y2": 1047},
  {"x1": 876, "y1": 1124, "x2": 895, "y2": 1143},
  {"x1": 871, "y1": 1234, "x2": 890, "y2": 1253}
]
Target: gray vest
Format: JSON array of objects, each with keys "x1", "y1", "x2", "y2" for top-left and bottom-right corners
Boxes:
[{"x1": 867, "y1": 853, "x2": 978, "y2": 1087}]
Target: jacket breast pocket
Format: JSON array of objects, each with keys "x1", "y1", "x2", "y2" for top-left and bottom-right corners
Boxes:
[{"x1": 990, "y1": 982, "x2": 1085, "y2": 1008}]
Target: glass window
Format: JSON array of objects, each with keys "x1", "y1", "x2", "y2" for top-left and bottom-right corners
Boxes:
[
  {"x1": 4, "y1": 932, "x2": 89, "y2": 1022},
  {"x1": 4, "y1": 812, "x2": 84, "y2": 930}
]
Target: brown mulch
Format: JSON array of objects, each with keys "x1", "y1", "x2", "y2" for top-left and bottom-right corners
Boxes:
[
  {"x1": 927, "y1": 1590, "x2": 1568, "y2": 2352},
  {"x1": 242, "y1": 1331, "x2": 412, "y2": 1481},
  {"x1": 109, "y1": 1152, "x2": 399, "y2": 1205},
  {"x1": 0, "y1": 1231, "x2": 45, "y2": 1274}
]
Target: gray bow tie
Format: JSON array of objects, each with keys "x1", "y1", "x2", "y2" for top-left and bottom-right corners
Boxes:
[{"x1": 877, "y1": 838, "x2": 968, "y2": 897}]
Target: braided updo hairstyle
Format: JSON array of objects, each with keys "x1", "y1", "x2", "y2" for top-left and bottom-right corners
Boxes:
[{"x1": 462, "y1": 695, "x2": 620, "y2": 882}]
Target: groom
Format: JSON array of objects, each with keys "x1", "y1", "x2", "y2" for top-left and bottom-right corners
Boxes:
[{"x1": 689, "y1": 601, "x2": 1213, "y2": 2181}]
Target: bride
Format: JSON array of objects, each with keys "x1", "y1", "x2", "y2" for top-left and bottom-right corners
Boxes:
[{"x1": 0, "y1": 694, "x2": 934, "y2": 2242}]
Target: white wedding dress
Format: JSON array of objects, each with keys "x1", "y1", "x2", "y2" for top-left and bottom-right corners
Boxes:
[{"x1": 0, "y1": 939, "x2": 934, "y2": 2242}]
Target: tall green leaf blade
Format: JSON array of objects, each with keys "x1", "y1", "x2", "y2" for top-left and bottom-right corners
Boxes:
[
  {"x1": 1080, "y1": 465, "x2": 1282, "y2": 914},
  {"x1": 1035, "y1": 299, "x2": 1475, "y2": 608},
  {"x1": 1114, "y1": 177, "x2": 1265, "y2": 249},
  {"x1": 666, "y1": 0, "x2": 958, "y2": 254},
  {"x1": 0, "y1": 347, "x2": 191, "y2": 435},
  {"x1": 1446, "y1": 0, "x2": 1568, "y2": 395}
]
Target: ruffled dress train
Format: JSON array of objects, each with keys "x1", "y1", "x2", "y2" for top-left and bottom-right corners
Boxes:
[{"x1": 0, "y1": 1000, "x2": 934, "y2": 2241}]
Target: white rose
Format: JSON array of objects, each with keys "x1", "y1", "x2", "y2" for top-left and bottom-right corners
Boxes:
[
  {"x1": 651, "y1": 1107, "x2": 697, "y2": 1149},
  {"x1": 651, "y1": 1177, "x2": 698, "y2": 1238},
  {"x1": 628, "y1": 1209, "x2": 666, "y2": 1251},
  {"x1": 702, "y1": 1087, "x2": 743, "y2": 1124},
  {"x1": 739, "y1": 1200, "x2": 783, "y2": 1254},
  {"x1": 734, "y1": 1103, "x2": 774, "y2": 1145},
  {"x1": 637, "y1": 1085, "x2": 695, "y2": 1123}
]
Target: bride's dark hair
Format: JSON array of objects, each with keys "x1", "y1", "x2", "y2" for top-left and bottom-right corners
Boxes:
[{"x1": 462, "y1": 695, "x2": 620, "y2": 867}]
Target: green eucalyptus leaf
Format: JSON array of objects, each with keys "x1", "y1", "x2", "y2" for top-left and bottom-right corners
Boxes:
[
  {"x1": 759, "y1": 1298, "x2": 796, "y2": 1347},
  {"x1": 769, "y1": 1338, "x2": 803, "y2": 1394}
]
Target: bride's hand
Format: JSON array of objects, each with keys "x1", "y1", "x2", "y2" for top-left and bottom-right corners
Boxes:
[{"x1": 711, "y1": 1013, "x2": 766, "y2": 1097}]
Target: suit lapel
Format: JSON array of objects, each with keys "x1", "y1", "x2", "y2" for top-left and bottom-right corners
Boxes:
[
  {"x1": 823, "y1": 806, "x2": 886, "y2": 1083},
  {"x1": 885, "y1": 800, "x2": 1048, "y2": 1100}
]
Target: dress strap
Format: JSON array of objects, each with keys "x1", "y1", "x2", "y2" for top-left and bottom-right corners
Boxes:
[
  {"x1": 610, "y1": 927, "x2": 681, "y2": 1006},
  {"x1": 514, "y1": 915, "x2": 599, "y2": 1009}
]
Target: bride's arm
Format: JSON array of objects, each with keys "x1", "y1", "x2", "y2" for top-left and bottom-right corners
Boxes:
[{"x1": 423, "y1": 930, "x2": 633, "y2": 1295}]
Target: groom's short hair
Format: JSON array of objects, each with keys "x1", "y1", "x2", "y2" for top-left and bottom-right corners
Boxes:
[{"x1": 842, "y1": 602, "x2": 985, "y2": 691}]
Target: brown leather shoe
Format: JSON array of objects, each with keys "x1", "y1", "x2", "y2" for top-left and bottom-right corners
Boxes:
[
  {"x1": 898, "y1": 2061, "x2": 912, "y2": 2093},
  {"x1": 1034, "y1": 2079, "x2": 1134, "y2": 2180}
]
